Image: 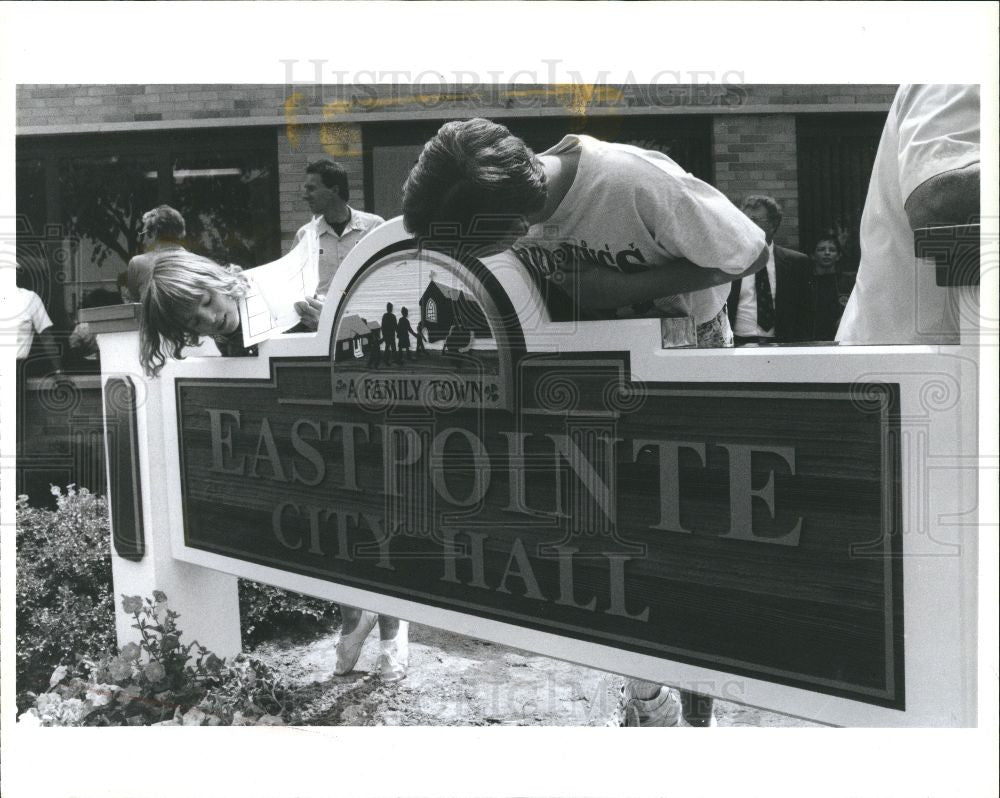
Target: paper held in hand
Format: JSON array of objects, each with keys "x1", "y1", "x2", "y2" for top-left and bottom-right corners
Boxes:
[{"x1": 237, "y1": 226, "x2": 320, "y2": 347}]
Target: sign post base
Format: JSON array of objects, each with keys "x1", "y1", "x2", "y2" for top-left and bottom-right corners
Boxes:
[{"x1": 91, "y1": 317, "x2": 243, "y2": 659}]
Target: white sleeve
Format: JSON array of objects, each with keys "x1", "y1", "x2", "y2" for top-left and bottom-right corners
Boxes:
[
  {"x1": 638, "y1": 171, "x2": 767, "y2": 275},
  {"x1": 895, "y1": 84, "x2": 980, "y2": 201},
  {"x1": 29, "y1": 293, "x2": 53, "y2": 334}
]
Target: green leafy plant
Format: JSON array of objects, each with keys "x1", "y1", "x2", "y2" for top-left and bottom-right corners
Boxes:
[
  {"x1": 18, "y1": 593, "x2": 304, "y2": 727},
  {"x1": 15, "y1": 487, "x2": 116, "y2": 704},
  {"x1": 16, "y1": 486, "x2": 337, "y2": 707},
  {"x1": 238, "y1": 581, "x2": 340, "y2": 647}
]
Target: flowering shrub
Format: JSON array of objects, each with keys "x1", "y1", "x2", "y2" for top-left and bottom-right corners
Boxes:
[
  {"x1": 16, "y1": 486, "x2": 338, "y2": 705},
  {"x1": 18, "y1": 593, "x2": 303, "y2": 727},
  {"x1": 15, "y1": 487, "x2": 116, "y2": 704}
]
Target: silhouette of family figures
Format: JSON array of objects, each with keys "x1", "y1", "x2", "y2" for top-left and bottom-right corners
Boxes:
[{"x1": 368, "y1": 302, "x2": 428, "y2": 367}]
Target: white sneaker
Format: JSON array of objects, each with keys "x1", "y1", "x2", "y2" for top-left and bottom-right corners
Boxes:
[
  {"x1": 335, "y1": 610, "x2": 378, "y2": 675},
  {"x1": 620, "y1": 687, "x2": 683, "y2": 727},
  {"x1": 377, "y1": 621, "x2": 409, "y2": 683}
]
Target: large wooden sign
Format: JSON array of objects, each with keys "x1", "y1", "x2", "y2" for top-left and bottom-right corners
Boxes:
[
  {"x1": 150, "y1": 219, "x2": 977, "y2": 727},
  {"x1": 177, "y1": 361, "x2": 903, "y2": 709}
]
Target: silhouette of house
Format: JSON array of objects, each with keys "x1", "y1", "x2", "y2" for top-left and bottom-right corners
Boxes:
[
  {"x1": 334, "y1": 314, "x2": 379, "y2": 361},
  {"x1": 419, "y1": 277, "x2": 491, "y2": 343}
]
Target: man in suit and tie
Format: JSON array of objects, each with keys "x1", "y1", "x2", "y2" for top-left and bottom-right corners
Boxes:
[{"x1": 727, "y1": 195, "x2": 813, "y2": 345}]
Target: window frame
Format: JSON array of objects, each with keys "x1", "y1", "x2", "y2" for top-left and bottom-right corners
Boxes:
[{"x1": 16, "y1": 127, "x2": 282, "y2": 321}]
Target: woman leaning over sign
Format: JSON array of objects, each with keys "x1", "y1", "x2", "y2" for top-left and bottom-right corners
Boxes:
[{"x1": 137, "y1": 249, "x2": 410, "y2": 682}]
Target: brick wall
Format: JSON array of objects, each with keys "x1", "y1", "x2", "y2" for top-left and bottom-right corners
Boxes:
[
  {"x1": 17, "y1": 84, "x2": 895, "y2": 256},
  {"x1": 732, "y1": 84, "x2": 898, "y2": 108},
  {"x1": 16, "y1": 85, "x2": 289, "y2": 128},
  {"x1": 16, "y1": 84, "x2": 897, "y2": 129},
  {"x1": 276, "y1": 122, "x2": 365, "y2": 252},
  {"x1": 713, "y1": 115, "x2": 801, "y2": 249}
]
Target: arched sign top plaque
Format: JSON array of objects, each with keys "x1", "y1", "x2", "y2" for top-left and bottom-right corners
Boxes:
[{"x1": 327, "y1": 228, "x2": 527, "y2": 414}]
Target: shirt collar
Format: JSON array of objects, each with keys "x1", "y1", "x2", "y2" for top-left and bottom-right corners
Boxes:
[{"x1": 314, "y1": 207, "x2": 359, "y2": 237}]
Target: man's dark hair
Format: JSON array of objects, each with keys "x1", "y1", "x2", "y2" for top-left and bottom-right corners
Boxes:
[
  {"x1": 813, "y1": 234, "x2": 843, "y2": 255},
  {"x1": 306, "y1": 159, "x2": 350, "y2": 202},
  {"x1": 401, "y1": 118, "x2": 547, "y2": 241},
  {"x1": 742, "y1": 194, "x2": 782, "y2": 228},
  {"x1": 141, "y1": 205, "x2": 186, "y2": 243}
]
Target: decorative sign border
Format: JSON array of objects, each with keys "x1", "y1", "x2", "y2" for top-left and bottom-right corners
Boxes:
[
  {"x1": 175, "y1": 363, "x2": 903, "y2": 709},
  {"x1": 104, "y1": 376, "x2": 145, "y2": 561}
]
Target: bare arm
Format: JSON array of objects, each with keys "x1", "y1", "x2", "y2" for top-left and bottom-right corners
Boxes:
[
  {"x1": 904, "y1": 163, "x2": 979, "y2": 231},
  {"x1": 36, "y1": 328, "x2": 64, "y2": 374},
  {"x1": 569, "y1": 245, "x2": 769, "y2": 310}
]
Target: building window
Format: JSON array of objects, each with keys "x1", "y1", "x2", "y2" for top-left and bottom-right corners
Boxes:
[
  {"x1": 14, "y1": 158, "x2": 53, "y2": 308},
  {"x1": 60, "y1": 153, "x2": 161, "y2": 277},
  {"x1": 16, "y1": 128, "x2": 280, "y2": 323},
  {"x1": 425, "y1": 298, "x2": 437, "y2": 323},
  {"x1": 796, "y1": 113, "x2": 887, "y2": 273},
  {"x1": 171, "y1": 149, "x2": 278, "y2": 268}
]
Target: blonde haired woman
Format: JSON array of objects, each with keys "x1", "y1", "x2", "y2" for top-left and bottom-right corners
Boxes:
[{"x1": 137, "y1": 249, "x2": 409, "y2": 681}]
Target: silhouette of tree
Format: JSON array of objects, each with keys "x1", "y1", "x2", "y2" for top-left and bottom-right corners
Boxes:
[
  {"x1": 58, "y1": 152, "x2": 278, "y2": 271},
  {"x1": 60, "y1": 155, "x2": 158, "y2": 268},
  {"x1": 172, "y1": 160, "x2": 276, "y2": 268}
]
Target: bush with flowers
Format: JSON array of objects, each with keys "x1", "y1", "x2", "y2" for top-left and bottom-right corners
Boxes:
[
  {"x1": 16, "y1": 485, "x2": 338, "y2": 711},
  {"x1": 18, "y1": 592, "x2": 304, "y2": 726},
  {"x1": 15, "y1": 487, "x2": 117, "y2": 706}
]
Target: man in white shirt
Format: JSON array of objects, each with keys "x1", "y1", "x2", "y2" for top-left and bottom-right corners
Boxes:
[
  {"x1": 837, "y1": 85, "x2": 980, "y2": 345},
  {"x1": 290, "y1": 160, "x2": 405, "y2": 680},
  {"x1": 727, "y1": 195, "x2": 812, "y2": 345},
  {"x1": 9, "y1": 273, "x2": 60, "y2": 445},
  {"x1": 294, "y1": 159, "x2": 383, "y2": 294},
  {"x1": 12, "y1": 284, "x2": 54, "y2": 362}
]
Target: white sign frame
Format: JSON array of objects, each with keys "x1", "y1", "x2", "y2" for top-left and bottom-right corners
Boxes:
[{"x1": 121, "y1": 219, "x2": 981, "y2": 727}]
